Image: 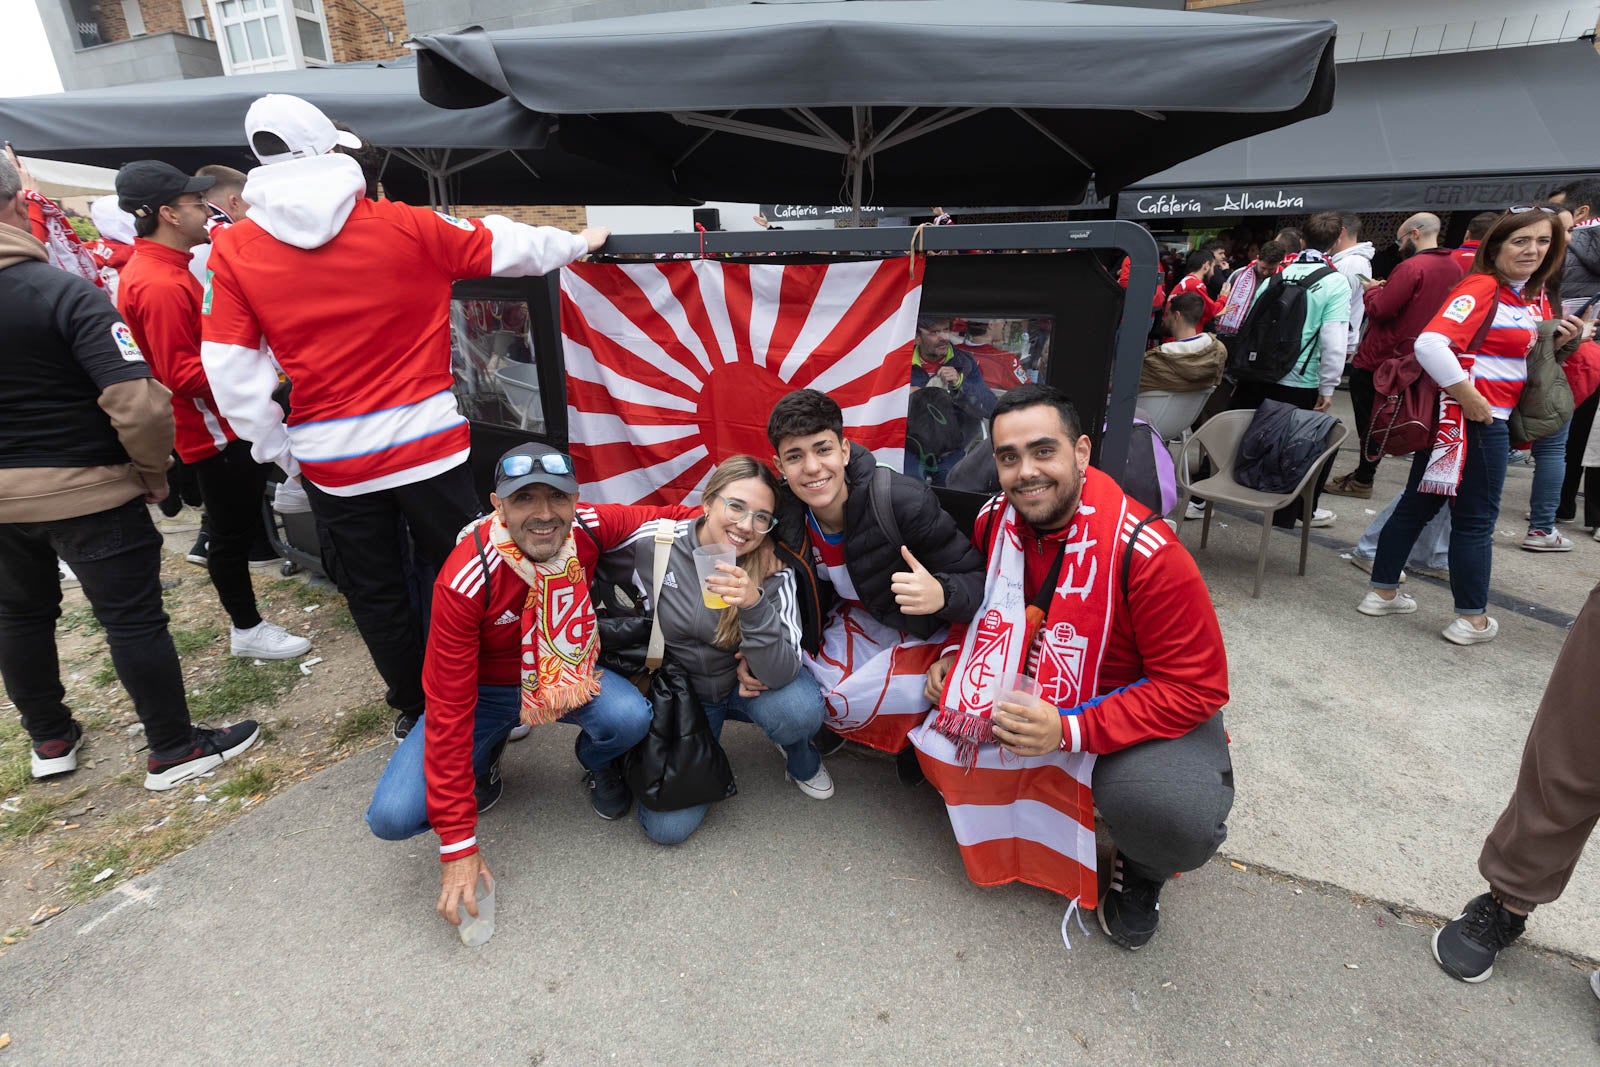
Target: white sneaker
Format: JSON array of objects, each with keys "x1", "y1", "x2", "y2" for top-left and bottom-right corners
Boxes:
[
  {"x1": 1521, "y1": 529, "x2": 1573, "y2": 552},
  {"x1": 230, "y1": 620, "x2": 311, "y2": 659},
  {"x1": 1184, "y1": 502, "x2": 1206, "y2": 521},
  {"x1": 58, "y1": 560, "x2": 80, "y2": 588},
  {"x1": 1357, "y1": 590, "x2": 1418, "y2": 616},
  {"x1": 788, "y1": 761, "x2": 835, "y2": 800},
  {"x1": 507, "y1": 723, "x2": 532, "y2": 742},
  {"x1": 1442, "y1": 616, "x2": 1498, "y2": 646},
  {"x1": 1309, "y1": 507, "x2": 1336, "y2": 528}
]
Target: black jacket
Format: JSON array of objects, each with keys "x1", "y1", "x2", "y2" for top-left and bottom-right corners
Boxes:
[
  {"x1": 1563, "y1": 225, "x2": 1600, "y2": 305},
  {"x1": 774, "y1": 442, "x2": 985, "y2": 652},
  {"x1": 1234, "y1": 399, "x2": 1340, "y2": 494}
]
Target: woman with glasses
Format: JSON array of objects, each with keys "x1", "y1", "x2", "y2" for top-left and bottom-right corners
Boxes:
[
  {"x1": 1358, "y1": 207, "x2": 1570, "y2": 645},
  {"x1": 632, "y1": 455, "x2": 830, "y2": 845}
]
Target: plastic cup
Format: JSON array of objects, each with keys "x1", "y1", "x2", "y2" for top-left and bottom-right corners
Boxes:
[
  {"x1": 693, "y1": 543, "x2": 737, "y2": 610},
  {"x1": 999, "y1": 672, "x2": 1043, "y2": 708},
  {"x1": 457, "y1": 871, "x2": 495, "y2": 948}
]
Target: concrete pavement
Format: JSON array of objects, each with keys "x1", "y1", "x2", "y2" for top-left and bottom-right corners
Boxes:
[{"x1": 3, "y1": 389, "x2": 1599, "y2": 1063}]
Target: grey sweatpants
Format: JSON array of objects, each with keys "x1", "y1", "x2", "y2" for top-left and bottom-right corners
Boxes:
[
  {"x1": 1094, "y1": 713, "x2": 1235, "y2": 883},
  {"x1": 1477, "y1": 582, "x2": 1600, "y2": 912}
]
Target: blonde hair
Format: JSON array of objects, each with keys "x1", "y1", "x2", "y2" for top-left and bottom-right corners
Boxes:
[{"x1": 700, "y1": 455, "x2": 780, "y2": 650}]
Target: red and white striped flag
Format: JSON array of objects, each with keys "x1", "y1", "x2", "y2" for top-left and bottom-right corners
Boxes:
[{"x1": 559, "y1": 258, "x2": 924, "y2": 504}]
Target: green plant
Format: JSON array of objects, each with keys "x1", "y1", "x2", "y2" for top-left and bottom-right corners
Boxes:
[
  {"x1": 67, "y1": 216, "x2": 99, "y2": 243},
  {"x1": 212, "y1": 765, "x2": 273, "y2": 799},
  {"x1": 171, "y1": 624, "x2": 223, "y2": 656},
  {"x1": 0, "y1": 795, "x2": 63, "y2": 841},
  {"x1": 91, "y1": 658, "x2": 118, "y2": 688},
  {"x1": 59, "y1": 608, "x2": 101, "y2": 635},
  {"x1": 331, "y1": 702, "x2": 390, "y2": 746},
  {"x1": 66, "y1": 842, "x2": 131, "y2": 900},
  {"x1": 188, "y1": 658, "x2": 300, "y2": 721}
]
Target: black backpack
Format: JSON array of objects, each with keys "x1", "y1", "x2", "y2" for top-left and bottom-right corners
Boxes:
[
  {"x1": 906, "y1": 386, "x2": 966, "y2": 472},
  {"x1": 1227, "y1": 265, "x2": 1337, "y2": 384}
]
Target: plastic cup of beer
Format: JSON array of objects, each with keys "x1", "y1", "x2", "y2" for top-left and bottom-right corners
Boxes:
[
  {"x1": 693, "y1": 543, "x2": 738, "y2": 609},
  {"x1": 457, "y1": 870, "x2": 495, "y2": 948},
  {"x1": 1000, "y1": 672, "x2": 1043, "y2": 709}
]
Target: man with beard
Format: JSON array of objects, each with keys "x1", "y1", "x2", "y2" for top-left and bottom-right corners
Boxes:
[
  {"x1": 1326, "y1": 212, "x2": 1463, "y2": 498},
  {"x1": 915, "y1": 384, "x2": 1232, "y2": 949},
  {"x1": 363, "y1": 443, "x2": 693, "y2": 928}
]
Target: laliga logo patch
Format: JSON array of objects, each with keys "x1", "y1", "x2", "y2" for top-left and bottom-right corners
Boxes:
[
  {"x1": 110, "y1": 322, "x2": 145, "y2": 363},
  {"x1": 434, "y1": 211, "x2": 475, "y2": 232},
  {"x1": 1441, "y1": 294, "x2": 1475, "y2": 325}
]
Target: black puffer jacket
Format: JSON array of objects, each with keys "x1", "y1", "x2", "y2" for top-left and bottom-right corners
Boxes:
[
  {"x1": 1234, "y1": 398, "x2": 1340, "y2": 494},
  {"x1": 774, "y1": 442, "x2": 985, "y2": 652},
  {"x1": 1563, "y1": 225, "x2": 1600, "y2": 305}
]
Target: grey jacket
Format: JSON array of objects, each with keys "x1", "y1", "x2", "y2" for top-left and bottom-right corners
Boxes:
[{"x1": 633, "y1": 519, "x2": 804, "y2": 704}]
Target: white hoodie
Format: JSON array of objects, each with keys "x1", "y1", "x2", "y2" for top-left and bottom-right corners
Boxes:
[
  {"x1": 242, "y1": 154, "x2": 366, "y2": 251},
  {"x1": 1332, "y1": 241, "x2": 1375, "y2": 355}
]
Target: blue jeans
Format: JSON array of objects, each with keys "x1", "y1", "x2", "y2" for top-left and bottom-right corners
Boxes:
[
  {"x1": 1528, "y1": 422, "x2": 1570, "y2": 532},
  {"x1": 1356, "y1": 492, "x2": 1450, "y2": 571},
  {"x1": 1372, "y1": 419, "x2": 1509, "y2": 615},
  {"x1": 638, "y1": 673, "x2": 826, "y2": 846},
  {"x1": 364, "y1": 670, "x2": 650, "y2": 841}
]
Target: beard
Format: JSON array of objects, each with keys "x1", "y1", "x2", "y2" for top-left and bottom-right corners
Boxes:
[
  {"x1": 1398, "y1": 239, "x2": 1416, "y2": 259},
  {"x1": 1009, "y1": 470, "x2": 1083, "y2": 532}
]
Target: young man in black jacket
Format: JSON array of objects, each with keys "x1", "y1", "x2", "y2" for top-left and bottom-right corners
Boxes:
[{"x1": 749, "y1": 389, "x2": 984, "y2": 781}]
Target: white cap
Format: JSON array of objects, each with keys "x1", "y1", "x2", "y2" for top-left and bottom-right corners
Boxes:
[{"x1": 245, "y1": 93, "x2": 363, "y2": 165}]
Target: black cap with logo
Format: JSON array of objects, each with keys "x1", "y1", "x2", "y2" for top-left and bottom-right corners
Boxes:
[{"x1": 115, "y1": 160, "x2": 215, "y2": 219}]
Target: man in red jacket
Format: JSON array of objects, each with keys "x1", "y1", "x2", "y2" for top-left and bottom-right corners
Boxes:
[
  {"x1": 1166, "y1": 249, "x2": 1229, "y2": 331},
  {"x1": 1327, "y1": 212, "x2": 1464, "y2": 497},
  {"x1": 114, "y1": 161, "x2": 310, "y2": 660},
  {"x1": 202, "y1": 94, "x2": 608, "y2": 740},
  {"x1": 1452, "y1": 212, "x2": 1497, "y2": 274},
  {"x1": 364, "y1": 444, "x2": 695, "y2": 928},
  {"x1": 917, "y1": 384, "x2": 1232, "y2": 950}
]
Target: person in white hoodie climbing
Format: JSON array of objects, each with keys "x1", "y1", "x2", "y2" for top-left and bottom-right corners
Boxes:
[{"x1": 200, "y1": 94, "x2": 609, "y2": 741}]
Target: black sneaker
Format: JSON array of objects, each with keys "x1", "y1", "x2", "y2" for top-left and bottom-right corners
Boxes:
[
  {"x1": 392, "y1": 710, "x2": 421, "y2": 741},
  {"x1": 185, "y1": 534, "x2": 209, "y2": 566},
  {"x1": 895, "y1": 745, "x2": 926, "y2": 786},
  {"x1": 475, "y1": 738, "x2": 507, "y2": 814},
  {"x1": 30, "y1": 720, "x2": 84, "y2": 779},
  {"x1": 813, "y1": 727, "x2": 847, "y2": 758},
  {"x1": 1097, "y1": 852, "x2": 1164, "y2": 950},
  {"x1": 1432, "y1": 893, "x2": 1527, "y2": 983},
  {"x1": 575, "y1": 735, "x2": 631, "y2": 820},
  {"x1": 145, "y1": 721, "x2": 261, "y2": 791}
]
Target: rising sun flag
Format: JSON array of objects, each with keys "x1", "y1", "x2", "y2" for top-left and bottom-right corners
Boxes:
[{"x1": 559, "y1": 257, "x2": 925, "y2": 504}]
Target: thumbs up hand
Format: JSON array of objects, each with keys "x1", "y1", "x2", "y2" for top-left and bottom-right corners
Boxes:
[{"x1": 891, "y1": 545, "x2": 946, "y2": 616}]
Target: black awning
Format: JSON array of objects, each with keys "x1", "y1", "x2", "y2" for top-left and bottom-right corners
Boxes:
[{"x1": 1119, "y1": 40, "x2": 1600, "y2": 219}]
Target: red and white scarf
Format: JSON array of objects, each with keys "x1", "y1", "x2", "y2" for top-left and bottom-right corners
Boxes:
[
  {"x1": 932, "y1": 485, "x2": 1128, "y2": 766},
  {"x1": 1420, "y1": 392, "x2": 1468, "y2": 496},
  {"x1": 487, "y1": 515, "x2": 600, "y2": 725},
  {"x1": 25, "y1": 191, "x2": 102, "y2": 288}
]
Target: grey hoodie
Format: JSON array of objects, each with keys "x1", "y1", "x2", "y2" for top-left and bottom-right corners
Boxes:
[{"x1": 633, "y1": 519, "x2": 804, "y2": 704}]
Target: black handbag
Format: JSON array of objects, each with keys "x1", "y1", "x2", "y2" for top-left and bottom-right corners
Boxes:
[{"x1": 621, "y1": 520, "x2": 737, "y2": 812}]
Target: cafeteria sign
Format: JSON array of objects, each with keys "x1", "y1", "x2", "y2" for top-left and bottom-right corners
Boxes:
[{"x1": 1118, "y1": 175, "x2": 1582, "y2": 220}]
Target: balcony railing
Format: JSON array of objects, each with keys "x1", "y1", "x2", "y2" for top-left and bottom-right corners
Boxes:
[{"x1": 76, "y1": 19, "x2": 102, "y2": 48}]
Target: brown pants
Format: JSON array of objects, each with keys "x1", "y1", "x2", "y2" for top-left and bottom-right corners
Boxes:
[{"x1": 1477, "y1": 582, "x2": 1600, "y2": 912}]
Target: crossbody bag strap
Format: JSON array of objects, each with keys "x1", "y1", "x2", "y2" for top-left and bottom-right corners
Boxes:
[{"x1": 645, "y1": 518, "x2": 677, "y2": 670}]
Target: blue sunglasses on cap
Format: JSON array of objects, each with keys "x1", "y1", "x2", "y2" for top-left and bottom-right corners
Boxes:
[{"x1": 498, "y1": 452, "x2": 575, "y2": 479}]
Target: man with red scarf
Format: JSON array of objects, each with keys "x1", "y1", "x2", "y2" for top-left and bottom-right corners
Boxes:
[
  {"x1": 915, "y1": 384, "x2": 1232, "y2": 950},
  {"x1": 364, "y1": 443, "x2": 694, "y2": 929}
]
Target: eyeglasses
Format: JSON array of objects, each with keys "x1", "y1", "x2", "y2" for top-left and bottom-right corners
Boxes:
[
  {"x1": 498, "y1": 451, "x2": 574, "y2": 479},
  {"x1": 1508, "y1": 205, "x2": 1558, "y2": 215},
  {"x1": 712, "y1": 494, "x2": 776, "y2": 534},
  {"x1": 174, "y1": 199, "x2": 211, "y2": 211}
]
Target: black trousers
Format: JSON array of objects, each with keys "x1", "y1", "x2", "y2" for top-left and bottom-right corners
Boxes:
[
  {"x1": 188, "y1": 440, "x2": 267, "y2": 631},
  {"x1": 1230, "y1": 380, "x2": 1334, "y2": 528},
  {"x1": 1346, "y1": 366, "x2": 1380, "y2": 484},
  {"x1": 0, "y1": 497, "x2": 192, "y2": 751},
  {"x1": 1559, "y1": 390, "x2": 1600, "y2": 526},
  {"x1": 303, "y1": 464, "x2": 480, "y2": 715}
]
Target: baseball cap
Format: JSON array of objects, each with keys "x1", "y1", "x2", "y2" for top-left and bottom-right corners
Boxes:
[
  {"x1": 115, "y1": 161, "x2": 215, "y2": 219},
  {"x1": 245, "y1": 93, "x2": 363, "y2": 165},
  {"x1": 494, "y1": 443, "x2": 579, "y2": 497}
]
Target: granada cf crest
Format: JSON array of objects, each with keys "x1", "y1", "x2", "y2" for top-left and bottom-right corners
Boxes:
[
  {"x1": 1037, "y1": 621, "x2": 1088, "y2": 707},
  {"x1": 959, "y1": 608, "x2": 1013, "y2": 712}
]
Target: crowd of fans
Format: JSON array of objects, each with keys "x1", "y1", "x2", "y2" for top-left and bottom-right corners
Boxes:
[{"x1": 0, "y1": 102, "x2": 1595, "y2": 994}]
